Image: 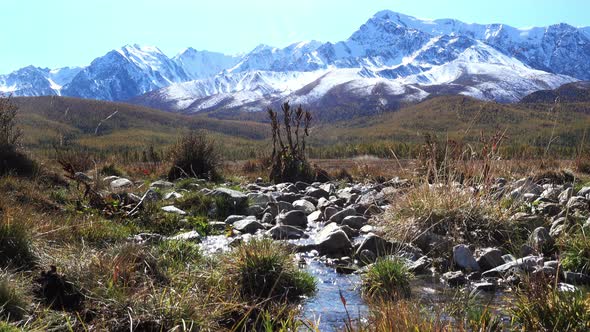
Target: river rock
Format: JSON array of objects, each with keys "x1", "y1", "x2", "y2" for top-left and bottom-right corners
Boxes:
[
  {"x1": 315, "y1": 227, "x2": 352, "y2": 257},
  {"x1": 306, "y1": 187, "x2": 329, "y2": 199},
  {"x1": 110, "y1": 178, "x2": 133, "y2": 192},
  {"x1": 563, "y1": 272, "x2": 590, "y2": 285},
  {"x1": 482, "y1": 255, "x2": 541, "y2": 278},
  {"x1": 329, "y1": 207, "x2": 357, "y2": 224},
  {"x1": 266, "y1": 225, "x2": 307, "y2": 240},
  {"x1": 529, "y1": 227, "x2": 554, "y2": 254},
  {"x1": 210, "y1": 188, "x2": 248, "y2": 206},
  {"x1": 277, "y1": 210, "x2": 308, "y2": 228},
  {"x1": 293, "y1": 199, "x2": 316, "y2": 215},
  {"x1": 168, "y1": 230, "x2": 201, "y2": 242},
  {"x1": 233, "y1": 218, "x2": 264, "y2": 234},
  {"x1": 161, "y1": 206, "x2": 186, "y2": 215},
  {"x1": 307, "y1": 210, "x2": 322, "y2": 223},
  {"x1": 225, "y1": 215, "x2": 246, "y2": 225},
  {"x1": 476, "y1": 248, "x2": 504, "y2": 271},
  {"x1": 442, "y1": 271, "x2": 467, "y2": 287},
  {"x1": 341, "y1": 216, "x2": 368, "y2": 229},
  {"x1": 150, "y1": 180, "x2": 174, "y2": 189},
  {"x1": 453, "y1": 245, "x2": 480, "y2": 271}
]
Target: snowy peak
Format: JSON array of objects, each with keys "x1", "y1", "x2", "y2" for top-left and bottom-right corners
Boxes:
[{"x1": 173, "y1": 47, "x2": 240, "y2": 79}]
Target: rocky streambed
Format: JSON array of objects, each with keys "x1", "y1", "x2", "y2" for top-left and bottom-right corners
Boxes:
[{"x1": 113, "y1": 173, "x2": 590, "y2": 331}]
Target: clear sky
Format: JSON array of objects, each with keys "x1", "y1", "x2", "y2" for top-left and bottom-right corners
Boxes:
[{"x1": 1, "y1": 0, "x2": 589, "y2": 74}]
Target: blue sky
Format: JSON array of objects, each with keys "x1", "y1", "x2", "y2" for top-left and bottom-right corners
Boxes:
[{"x1": 1, "y1": 0, "x2": 589, "y2": 73}]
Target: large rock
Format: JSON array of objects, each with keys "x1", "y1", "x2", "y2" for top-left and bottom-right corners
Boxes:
[
  {"x1": 315, "y1": 226, "x2": 352, "y2": 256},
  {"x1": 482, "y1": 255, "x2": 541, "y2": 278},
  {"x1": 150, "y1": 180, "x2": 174, "y2": 189},
  {"x1": 277, "y1": 210, "x2": 308, "y2": 229},
  {"x1": 266, "y1": 225, "x2": 307, "y2": 240},
  {"x1": 577, "y1": 186, "x2": 590, "y2": 198},
  {"x1": 328, "y1": 207, "x2": 357, "y2": 224},
  {"x1": 341, "y1": 216, "x2": 368, "y2": 229},
  {"x1": 453, "y1": 245, "x2": 480, "y2": 271},
  {"x1": 306, "y1": 187, "x2": 329, "y2": 199},
  {"x1": 110, "y1": 178, "x2": 133, "y2": 192},
  {"x1": 307, "y1": 210, "x2": 322, "y2": 223},
  {"x1": 168, "y1": 230, "x2": 201, "y2": 242},
  {"x1": 293, "y1": 199, "x2": 316, "y2": 215},
  {"x1": 476, "y1": 248, "x2": 504, "y2": 271},
  {"x1": 529, "y1": 227, "x2": 554, "y2": 254},
  {"x1": 355, "y1": 234, "x2": 421, "y2": 259},
  {"x1": 248, "y1": 193, "x2": 273, "y2": 206},
  {"x1": 233, "y1": 218, "x2": 264, "y2": 234},
  {"x1": 224, "y1": 215, "x2": 246, "y2": 225},
  {"x1": 210, "y1": 188, "x2": 248, "y2": 206},
  {"x1": 161, "y1": 206, "x2": 186, "y2": 215}
]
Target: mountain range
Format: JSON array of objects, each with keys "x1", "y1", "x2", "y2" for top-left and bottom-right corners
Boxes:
[{"x1": 2, "y1": 10, "x2": 590, "y2": 116}]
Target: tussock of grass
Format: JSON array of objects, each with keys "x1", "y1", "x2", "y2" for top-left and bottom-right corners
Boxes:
[
  {"x1": 559, "y1": 229, "x2": 590, "y2": 274},
  {"x1": 362, "y1": 257, "x2": 412, "y2": 301},
  {"x1": 0, "y1": 272, "x2": 29, "y2": 320},
  {"x1": 381, "y1": 185, "x2": 515, "y2": 255},
  {"x1": 511, "y1": 276, "x2": 590, "y2": 331},
  {"x1": 222, "y1": 239, "x2": 316, "y2": 303},
  {"x1": 0, "y1": 206, "x2": 37, "y2": 270}
]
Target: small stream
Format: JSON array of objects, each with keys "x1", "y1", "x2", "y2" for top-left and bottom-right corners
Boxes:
[{"x1": 197, "y1": 227, "x2": 512, "y2": 331}]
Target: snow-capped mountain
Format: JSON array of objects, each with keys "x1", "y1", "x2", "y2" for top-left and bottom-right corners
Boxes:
[
  {"x1": 61, "y1": 44, "x2": 190, "y2": 101},
  {"x1": 173, "y1": 48, "x2": 240, "y2": 79},
  {"x1": 2, "y1": 10, "x2": 590, "y2": 115},
  {"x1": 0, "y1": 66, "x2": 82, "y2": 96}
]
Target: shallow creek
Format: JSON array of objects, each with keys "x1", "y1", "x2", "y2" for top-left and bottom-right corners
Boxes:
[{"x1": 198, "y1": 223, "x2": 511, "y2": 332}]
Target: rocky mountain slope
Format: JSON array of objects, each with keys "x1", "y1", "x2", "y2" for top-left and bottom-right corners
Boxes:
[{"x1": 2, "y1": 10, "x2": 590, "y2": 116}]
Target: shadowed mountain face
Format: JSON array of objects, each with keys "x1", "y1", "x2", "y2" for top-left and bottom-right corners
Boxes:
[{"x1": 3, "y1": 10, "x2": 590, "y2": 118}]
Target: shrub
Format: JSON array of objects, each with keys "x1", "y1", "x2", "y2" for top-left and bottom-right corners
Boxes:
[
  {"x1": 560, "y1": 230, "x2": 590, "y2": 274},
  {"x1": 0, "y1": 98, "x2": 35, "y2": 177},
  {"x1": 362, "y1": 257, "x2": 412, "y2": 301},
  {"x1": 100, "y1": 163, "x2": 124, "y2": 177},
  {"x1": 167, "y1": 131, "x2": 220, "y2": 181},
  {"x1": 0, "y1": 272, "x2": 28, "y2": 320},
  {"x1": 223, "y1": 239, "x2": 315, "y2": 303},
  {"x1": 268, "y1": 102, "x2": 313, "y2": 183},
  {"x1": 0, "y1": 208, "x2": 36, "y2": 269},
  {"x1": 511, "y1": 276, "x2": 590, "y2": 331}
]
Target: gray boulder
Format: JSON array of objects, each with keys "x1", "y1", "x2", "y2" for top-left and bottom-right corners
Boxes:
[
  {"x1": 328, "y1": 207, "x2": 357, "y2": 224},
  {"x1": 277, "y1": 210, "x2": 308, "y2": 228},
  {"x1": 168, "y1": 230, "x2": 201, "y2": 242},
  {"x1": 293, "y1": 199, "x2": 316, "y2": 215},
  {"x1": 210, "y1": 188, "x2": 248, "y2": 206},
  {"x1": 476, "y1": 248, "x2": 504, "y2": 271},
  {"x1": 315, "y1": 226, "x2": 352, "y2": 256},
  {"x1": 161, "y1": 206, "x2": 187, "y2": 215},
  {"x1": 233, "y1": 218, "x2": 264, "y2": 234},
  {"x1": 529, "y1": 227, "x2": 554, "y2": 254},
  {"x1": 266, "y1": 225, "x2": 307, "y2": 240},
  {"x1": 150, "y1": 180, "x2": 174, "y2": 189},
  {"x1": 453, "y1": 245, "x2": 480, "y2": 271},
  {"x1": 341, "y1": 216, "x2": 368, "y2": 229},
  {"x1": 110, "y1": 178, "x2": 133, "y2": 192}
]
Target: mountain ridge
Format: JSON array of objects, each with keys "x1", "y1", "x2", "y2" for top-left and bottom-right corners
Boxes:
[{"x1": 2, "y1": 10, "x2": 590, "y2": 117}]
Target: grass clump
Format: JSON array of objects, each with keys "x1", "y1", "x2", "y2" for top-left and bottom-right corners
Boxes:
[
  {"x1": 382, "y1": 185, "x2": 514, "y2": 256},
  {"x1": 362, "y1": 257, "x2": 412, "y2": 301},
  {"x1": 511, "y1": 276, "x2": 590, "y2": 331},
  {"x1": 156, "y1": 240, "x2": 202, "y2": 271},
  {"x1": 223, "y1": 239, "x2": 315, "y2": 303},
  {"x1": 0, "y1": 208, "x2": 36, "y2": 269},
  {"x1": 167, "y1": 131, "x2": 220, "y2": 181},
  {"x1": 0, "y1": 272, "x2": 28, "y2": 320},
  {"x1": 559, "y1": 230, "x2": 590, "y2": 274}
]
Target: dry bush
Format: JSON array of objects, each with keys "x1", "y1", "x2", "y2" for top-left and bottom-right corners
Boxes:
[
  {"x1": 0, "y1": 97, "x2": 36, "y2": 176},
  {"x1": 268, "y1": 102, "x2": 314, "y2": 183},
  {"x1": 168, "y1": 131, "x2": 220, "y2": 181}
]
